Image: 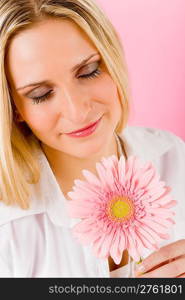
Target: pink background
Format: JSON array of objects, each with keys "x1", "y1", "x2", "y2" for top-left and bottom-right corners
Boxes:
[{"x1": 97, "y1": 0, "x2": 185, "y2": 140}]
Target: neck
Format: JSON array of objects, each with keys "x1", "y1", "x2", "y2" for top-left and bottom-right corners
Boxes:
[{"x1": 41, "y1": 133, "x2": 120, "y2": 184}]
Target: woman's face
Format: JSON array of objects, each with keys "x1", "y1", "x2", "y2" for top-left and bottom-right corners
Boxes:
[{"x1": 7, "y1": 18, "x2": 122, "y2": 158}]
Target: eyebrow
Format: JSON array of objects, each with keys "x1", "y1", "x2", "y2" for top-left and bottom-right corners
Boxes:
[{"x1": 16, "y1": 52, "x2": 99, "y2": 91}]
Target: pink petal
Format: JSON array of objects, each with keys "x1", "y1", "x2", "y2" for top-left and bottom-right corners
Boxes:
[
  {"x1": 98, "y1": 158, "x2": 121, "y2": 193},
  {"x1": 150, "y1": 194, "x2": 172, "y2": 205},
  {"x1": 136, "y1": 230, "x2": 157, "y2": 250},
  {"x1": 146, "y1": 174, "x2": 162, "y2": 190},
  {"x1": 92, "y1": 227, "x2": 116, "y2": 259},
  {"x1": 73, "y1": 219, "x2": 115, "y2": 247},
  {"x1": 101, "y1": 155, "x2": 119, "y2": 181},
  {"x1": 134, "y1": 187, "x2": 147, "y2": 198},
  {"x1": 73, "y1": 218, "x2": 97, "y2": 233},
  {"x1": 125, "y1": 156, "x2": 135, "y2": 180},
  {"x1": 74, "y1": 179, "x2": 101, "y2": 194},
  {"x1": 67, "y1": 191, "x2": 85, "y2": 201},
  {"x1": 129, "y1": 169, "x2": 146, "y2": 193},
  {"x1": 131, "y1": 160, "x2": 152, "y2": 184},
  {"x1": 142, "y1": 161, "x2": 153, "y2": 171},
  {"x1": 118, "y1": 155, "x2": 126, "y2": 183},
  {"x1": 92, "y1": 232, "x2": 109, "y2": 255},
  {"x1": 73, "y1": 231, "x2": 94, "y2": 245},
  {"x1": 166, "y1": 218, "x2": 176, "y2": 225},
  {"x1": 82, "y1": 169, "x2": 101, "y2": 187},
  {"x1": 97, "y1": 228, "x2": 117, "y2": 258},
  {"x1": 135, "y1": 222, "x2": 162, "y2": 243},
  {"x1": 135, "y1": 168, "x2": 156, "y2": 190},
  {"x1": 158, "y1": 200, "x2": 177, "y2": 209},
  {"x1": 111, "y1": 155, "x2": 119, "y2": 173},
  {"x1": 77, "y1": 224, "x2": 110, "y2": 245},
  {"x1": 132, "y1": 156, "x2": 143, "y2": 173},
  {"x1": 100, "y1": 155, "x2": 115, "y2": 169},
  {"x1": 73, "y1": 217, "x2": 112, "y2": 246},
  {"x1": 150, "y1": 217, "x2": 175, "y2": 227},
  {"x1": 105, "y1": 168, "x2": 115, "y2": 187},
  {"x1": 72, "y1": 181, "x2": 104, "y2": 201},
  {"x1": 134, "y1": 232, "x2": 146, "y2": 256},
  {"x1": 147, "y1": 208, "x2": 175, "y2": 218},
  {"x1": 67, "y1": 192, "x2": 97, "y2": 204},
  {"x1": 69, "y1": 189, "x2": 101, "y2": 204},
  {"x1": 136, "y1": 224, "x2": 160, "y2": 245},
  {"x1": 147, "y1": 186, "x2": 166, "y2": 201},
  {"x1": 151, "y1": 187, "x2": 173, "y2": 204},
  {"x1": 148, "y1": 182, "x2": 171, "y2": 202},
  {"x1": 119, "y1": 229, "x2": 126, "y2": 253},
  {"x1": 127, "y1": 228, "x2": 141, "y2": 261},
  {"x1": 141, "y1": 183, "x2": 168, "y2": 207},
  {"x1": 67, "y1": 201, "x2": 95, "y2": 218},
  {"x1": 159, "y1": 233, "x2": 171, "y2": 240},
  {"x1": 140, "y1": 218, "x2": 169, "y2": 233},
  {"x1": 109, "y1": 227, "x2": 123, "y2": 264},
  {"x1": 95, "y1": 162, "x2": 111, "y2": 191}
]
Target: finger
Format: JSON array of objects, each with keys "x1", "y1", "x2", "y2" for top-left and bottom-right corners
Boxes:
[
  {"x1": 177, "y1": 273, "x2": 185, "y2": 278},
  {"x1": 135, "y1": 239, "x2": 185, "y2": 275},
  {"x1": 136, "y1": 256, "x2": 185, "y2": 278}
]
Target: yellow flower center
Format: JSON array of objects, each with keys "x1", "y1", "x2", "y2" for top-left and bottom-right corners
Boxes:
[
  {"x1": 112, "y1": 200, "x2": 130, "y2": 218},
  {"x1": 107, "y1": 196, "x2": 134, "y2": 222}
]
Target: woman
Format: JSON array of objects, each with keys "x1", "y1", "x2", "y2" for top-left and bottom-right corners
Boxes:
[{"x1": 0, "y1": 0, "x2": 185, "y2": 278}]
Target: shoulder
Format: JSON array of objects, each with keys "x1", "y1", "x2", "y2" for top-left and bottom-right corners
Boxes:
[
  {"x1": 120, "y1": 125, "x2": 185, "y2": 198},
  {"x1": 120, "y1": 125, "x2": 185, "y2": 159},
  {"x1": 0, "y1": 176, "x2": 46, "y2": 227},
  {"x1": 0, "y1": 202, "x2": 46, "y2": 227},
  {"x1": 0, "y1": 212, "x2": 48, "y2": 277},
  {"x1": 123, "y1": 125, "x2": 184, "y2": 144},
  {"x1": 140, "y1": 126, "x2": 185, "y2": 158},
  {"x1": 0, "y1": 144, "x2": 49, "y2": 227}
]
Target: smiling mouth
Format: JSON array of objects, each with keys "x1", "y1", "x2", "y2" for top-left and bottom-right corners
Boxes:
[{"x1": 65, "y1": 117, "x2": 102, "y2": 134}]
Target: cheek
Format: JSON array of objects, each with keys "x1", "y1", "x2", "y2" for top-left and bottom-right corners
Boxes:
[
  {"x1": 30, "y1": 111, "x2": 55, "y2": 132},
  {"x1": 17, "y1": 101, "x2": 55, "y2": 132},
  {"x1": 93, "y1": 74, "x2": 121, "y2": 107}
]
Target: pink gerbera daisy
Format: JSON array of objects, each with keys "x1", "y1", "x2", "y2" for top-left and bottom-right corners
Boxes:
[{"x1": 67, "y1": 155, "x2": 177, "y2": 264}]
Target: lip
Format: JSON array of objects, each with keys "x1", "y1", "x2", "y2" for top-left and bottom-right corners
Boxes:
[
  {"x1": 66, "y1": 117, "x2": 101, "y2": 134},
  {"x1": 65, "y1": 117, "x2": 102, "y2": 138}
]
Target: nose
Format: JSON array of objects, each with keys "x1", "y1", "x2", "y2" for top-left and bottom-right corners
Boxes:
[{"x1": 59, "y1": 85, "x2": 92, "y2": 123}]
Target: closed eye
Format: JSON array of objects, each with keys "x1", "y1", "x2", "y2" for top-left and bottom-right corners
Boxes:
[
  {"x1": 31, "y1": 60, "x2": 102, "y2": 104},
  {"x1": 31, "y1": 90, "x2": 53, "y2": 104}
]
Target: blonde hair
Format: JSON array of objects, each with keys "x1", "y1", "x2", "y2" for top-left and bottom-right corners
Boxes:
[{"x1": 0, "y1": 0, "x2": 130, "y2": 209}]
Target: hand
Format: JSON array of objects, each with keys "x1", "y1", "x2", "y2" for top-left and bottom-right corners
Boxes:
[{"x1": 135, "y1": 239, "x2": 185, "y2": 278}]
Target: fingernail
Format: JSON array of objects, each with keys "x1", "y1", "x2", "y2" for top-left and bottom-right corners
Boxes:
[{"x1": 135, "y1": 263, "x2": 145, "y2": 275}]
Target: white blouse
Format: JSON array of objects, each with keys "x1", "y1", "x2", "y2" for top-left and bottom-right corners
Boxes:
[{"x1": 0, "y1": 125, "x2": 185, "y2": 278}]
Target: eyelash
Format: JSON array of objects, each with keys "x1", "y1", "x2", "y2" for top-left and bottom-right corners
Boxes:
[{"x1": 31, "y1": 67, "x2": 102, "y2": 104}]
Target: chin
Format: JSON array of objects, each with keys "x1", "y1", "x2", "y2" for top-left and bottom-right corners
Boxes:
[{"x1": 72, "y1": 136, "x2": 110, "y2": 159}]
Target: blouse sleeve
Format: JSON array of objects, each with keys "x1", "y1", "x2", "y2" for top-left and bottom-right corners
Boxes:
[
  {"x1": 157, "y1": 130, "x2": 185, "y2": 241},
  {"x1": 0, "y1": 254, "x2": 12, "y2": 277},
  {"x1": 0, "y1": 224, "x2": 14, "y2": 277}
]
